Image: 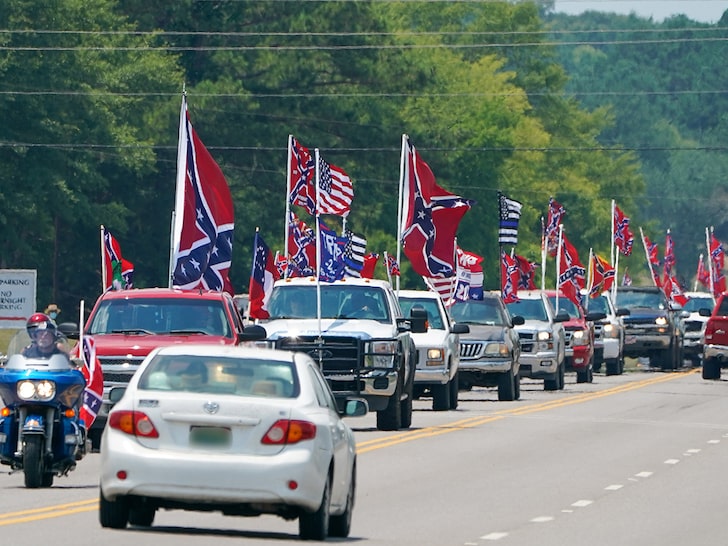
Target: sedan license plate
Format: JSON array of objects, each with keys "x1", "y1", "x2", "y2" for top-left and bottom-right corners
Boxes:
[{"x1": 190, "y1": 426, "x2": 231, "y2": 448}]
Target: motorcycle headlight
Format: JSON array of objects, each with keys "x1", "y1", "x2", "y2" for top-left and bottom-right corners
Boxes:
[
  {"x1": 17, "y1": 380, "x2": 56, "y2": 401},
  {"x1": 364, "y1": 340, "x2": 397, "y2": 368}
]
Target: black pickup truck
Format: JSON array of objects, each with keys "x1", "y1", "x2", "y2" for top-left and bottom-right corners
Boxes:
[{"x1": 614, "y1": 286, "x2": 686, "y2": 370}]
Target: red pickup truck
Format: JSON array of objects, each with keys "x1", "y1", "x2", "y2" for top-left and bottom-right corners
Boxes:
[
  {"x1": 78, "y1": 288, "x2": 265, "y2": 448},
  {"x1": 700, "y1": 291, "x2": 728, "y2": 380}
]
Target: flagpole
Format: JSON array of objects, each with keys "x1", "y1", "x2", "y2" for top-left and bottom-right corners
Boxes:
[
  {"x1": 540, "y1": 216, "x2": 546, "y2": 291},
  {"x1": 395, "y1": 134, "x2": 407, "y2": 293},
  {"x1": 695, "y1": 253, "x2": 702, "y2": 292},
  {"x1": 640, "y1": 227, "x2": 658, "y2": 287},
  {"x1": 555, "y1": 225, "x2": 563, "y2": 311},
  {"x1": 169, "y1": 90, "x2": 187, "y2": 288},
  {"x1": 314, "y1": 148, "x2": 323, "y2": 340},
  {"x1": 384, "y1": 250, "x2": 392, "y2": 285},
  {"x1": 613, "y1": 252, "x2": 620, "y2": 302},
  {"x1": 284, "y1": 135, "x2": 293, "y2": 279},
  {"x1": 586, "y1": 248, "x2": 594, "y2": 296},
  {"x1": 610, "y1": 199, "x2": 615, "y2": 268},
  {"x1": 99, "y1": 225, "x2": 106, "y2": 293},
  {"x1": 706, "y1": 226, "x2": 714, "y2": 296}
]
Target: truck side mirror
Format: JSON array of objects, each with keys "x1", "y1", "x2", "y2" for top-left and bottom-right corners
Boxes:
[
  {"x1": 238, "y1": 324, "x2": 268, "y2": 342},
  {"x1": 408, "y1": 307, "x2": 428, "y2": 334}
]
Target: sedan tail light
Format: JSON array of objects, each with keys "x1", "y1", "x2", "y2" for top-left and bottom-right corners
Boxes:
[
  {"x1": 262, "y1": 419, "x2": 316, "y2": 445},
  {"x1": 108, "y1": 410, "x2": 159, "y2": 438}
]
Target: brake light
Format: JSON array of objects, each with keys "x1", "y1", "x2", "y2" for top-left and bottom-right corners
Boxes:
[
  {"x1": 108, "y1": 410, "x2": 159, "y2": 438},
  {"x1": 261, "y1": 419, "x2": 316, "y2": 445}
]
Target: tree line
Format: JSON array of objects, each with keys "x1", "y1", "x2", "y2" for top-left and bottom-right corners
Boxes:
[{"x1": 2, "y1": 0, "x2": 723, "y2": 319}]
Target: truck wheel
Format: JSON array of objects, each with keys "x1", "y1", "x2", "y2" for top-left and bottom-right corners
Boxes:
[
  {"x1": 432, "y1": 382, "x2": 450, "y2": 411},
  {"x1": 659, "y1": 348, "x2": 674, "y2": 371},
  {"x1": 400, "y1": 392, "x2": 413, "y2": 429},
  {"x1": 376, "y1": 378, "x2": 402, "y2": 431},
  {"x1": 514, "y1": 373, "x2": 521, "y2": 400},
  {"x1": 576, "y1": 369, "x2": 588, "y2": 383},
  {"x1": 498, "y1": 368, "x2": 516, "y2": 401},
  {"x1": 558, "y1": 362, "x2": 566, "y2": 389},
  {"x1": 449, "y1": 371, "x2": 459, "y2": 409},
  {"x1": 702, "y1": 357, "x2": 721, "y2": 380},
  {"x1": 605, "y1": 358, "x2": 620, "y2": 376}
]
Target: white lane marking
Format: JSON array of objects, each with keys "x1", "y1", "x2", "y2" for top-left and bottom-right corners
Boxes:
[
  {"x1": 480, "y1": 533, "x2": 508, "y2": 541},
  {"x1": 686, "y1": 448, "x2": 701, "y2": 454},
  {"x1": 531, "y1": 516, "x2": 554, "y2": 523},
  {"x1": 572, "y1": 500, "x2": 593, "y2": 507},
  {"x1": 665, "y1": 459, "x2": 680, "y2": 465},
  {"x1": 605, "y1": 484, "x2": 623, "y2": 490},
  {"x1": 561, "y1": 509, "x2": 574, "y2": 513},
  {"x1": 635, "y1": 471, "x2": 653, "y2": 478},
  {"x1": 708, "y1": 439, "x2": 720, "y2": 444}
]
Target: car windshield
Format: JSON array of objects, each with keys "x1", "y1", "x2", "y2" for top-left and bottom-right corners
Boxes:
[
  {"x1": 138, "y1": 354, "x2": 299, "y2": 398},
  {"x1": 682, "y1": 297, "x2": 714, "y2": 313},
  {"x1": 450, "y1": 299, "x2": 506, "y2": 325},
  {"x1": 398, "y1": 297, "x2": 445, "y2": 329},
  {"x1": 267, "y1": 285, "x2": 391, "y2": 322},
  {"x1": 87, "y1": 298, "x2": 232, "y2": 337},
  {"x1": 585, "y1": 295, "x2": 610, "y2": 315},
  {"x1": 615, "y1": 290, "x2": 666, "y2": 309},
  {"x1": 505, "y1": 298, "x2": 548, "y2": 321},
  {"x1": 547, "y1": 296, "x2": 581, "y2": 319}
]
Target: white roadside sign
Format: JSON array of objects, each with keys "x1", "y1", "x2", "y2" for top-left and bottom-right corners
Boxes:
[{"x1": 0, "y1": 269, "x2": 37, "y2": 329}]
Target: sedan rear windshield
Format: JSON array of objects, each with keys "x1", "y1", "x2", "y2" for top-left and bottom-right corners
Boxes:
[
  {"x1": 87, "y1": 298, "x2": 232, "y2": 337},
  {"x1": 138, "y1": 354, "x2": 300, "y2": 398}
]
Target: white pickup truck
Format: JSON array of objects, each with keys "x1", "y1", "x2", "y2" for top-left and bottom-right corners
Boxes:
[
  {"x1": 398, "y1": 290, "x2": 469, "y2": 411},
  {"x1": 259, "y1": 277, "x2": 424, "y2": 431}
]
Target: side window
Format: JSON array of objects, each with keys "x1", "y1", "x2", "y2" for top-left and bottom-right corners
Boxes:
[
  {"x1": 718, "y1": 298, "x2": 728, "y2": 316},
  {"x1": 226, "y1": 298, "x2": 243, "y2": 334},
  {"x1": 308, "y1": 366, "x2": 338, "y2": 411}
]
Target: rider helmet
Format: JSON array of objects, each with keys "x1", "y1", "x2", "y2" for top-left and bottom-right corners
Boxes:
[{"x1": 26, "y1": 313, "x2": 57, "y2": 339}]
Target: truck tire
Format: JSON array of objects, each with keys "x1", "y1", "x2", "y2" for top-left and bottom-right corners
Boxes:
[
  {"x1": 605, "y1": 358, "x2": 620, "y2": 376},
  {"x1": 449, "y1": 371, "x2": 459, "y2": 409},
  {"x1": 498, "y1": 368, "x2": 516, "y2": 401},
  {"x1": 432, "y1": 383, "x2": 450, "y2": 411},
  {"x1": 702, "y1": 357, "x2": 721, "y2": 380},
  {"x1": 376, "y1": 378, "x2": 402, "y2": 431}
]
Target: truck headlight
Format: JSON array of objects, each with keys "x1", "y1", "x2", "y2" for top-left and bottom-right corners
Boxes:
[
  {"x1": 655, "y1": 317, "x2": 668, "y2": 326},
  {"x1": 537, "y1": 331, "x2": 552, "y2": 341},
  {"x1": 483, "y1": 342, "x2": 509, "y2": 356},
  {"x1": 426, "y1": 348, "x2": 445, "y2": 365},
  {"x1": 572, "y1": 329, "x2": 588, "y2": 346},
  {"x1": 365, "y1": 340, "x2": 397, "y2": 368},
  {"x1": 603, "y1": 324, "x2": 618, "y2": 338}
]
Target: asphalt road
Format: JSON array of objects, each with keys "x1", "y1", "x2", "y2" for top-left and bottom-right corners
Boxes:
[{"x1": 0, "y1": 367, "x2": 726, "y2": 546}]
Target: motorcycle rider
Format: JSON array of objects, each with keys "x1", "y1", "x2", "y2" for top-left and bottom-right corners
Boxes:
[{"x1": 22, "y1": 313, "x2": 70, "y2": 359}]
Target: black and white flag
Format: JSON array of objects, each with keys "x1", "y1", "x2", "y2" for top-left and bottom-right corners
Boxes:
[{"x1": 498, "y1": 192, "x2": 522, "y2": 246}]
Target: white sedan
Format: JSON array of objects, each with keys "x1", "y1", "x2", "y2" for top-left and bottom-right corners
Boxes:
[{"x1": 98, "y1": 344, "x2": 367, "y2": 540}]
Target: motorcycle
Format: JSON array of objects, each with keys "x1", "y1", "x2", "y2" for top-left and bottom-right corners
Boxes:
[{"x1": 0, "y1": 330, "x2": 88, "y2": 488}]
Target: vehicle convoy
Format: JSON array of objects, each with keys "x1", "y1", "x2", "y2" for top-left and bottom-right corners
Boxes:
[
  {"x1": 260, "y1": 277, "x2": 425, "y2": 431},
  {"x1": 700, "y1": 291, "x2": 728, "y2": 380},
  {"x1": 583, "y1": 291, "x2": 628, "y2": 376},
  {"x1": 681, "y1": 291, "x2": 714, "y2": 367},
  {"x1": 449, "y1": 293, "x2": 524, "y2": 401},
  {"x1": 614, "y1": 286, "x2": 686, "y2": 371},
  {"x1": 544, "y1": 291, "x2": 605, "y2": 384},
  {"x1": 398, "y1": 290, "x2": 469, "y2": 410},
  {"x1": 504, "y1": 290, "x2": 568, "y2": 391},
  {"x1": 99, "y1": 344, "x2": 367, "y2": 540},
  {"x1": 78, "y1": 287, "x2": 259, "y2": 449},
  {"x1": 0, "y1": 330, "x2": 88, "y2": 488}
]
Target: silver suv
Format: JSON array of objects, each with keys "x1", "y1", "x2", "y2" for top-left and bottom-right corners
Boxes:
[{"x1": 505, "y1": 290, "x2": 568, "y2": 391}]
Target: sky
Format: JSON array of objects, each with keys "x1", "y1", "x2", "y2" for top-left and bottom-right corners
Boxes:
[{"x1": 553, "y1": 1, "x2": 728, "y2": 23}]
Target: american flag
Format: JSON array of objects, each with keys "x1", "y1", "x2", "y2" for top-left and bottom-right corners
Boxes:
[
  {"x1": 498, "y1": 192, "x2": 522, "y2": 246},
  {"x1": 288, "y1": 136, "x2": 315, "y2": 215},
  {"x1": 613, "y1": 205, "x2": 634, "y2": 257},
  {"x1": 400, "y1": 137, "x2": 473, "y2": 278},
  {"x1": 343, "y1": 229, "x2": 367, "y2": 277},
  {"x1": 424, "y1": 276, "x2": 457, "y2": 306},
  {"x1": 171, "y1": 96, "x2": 235, "y2": 295},
  {"x1": 317, "y1": 154, "x2": 353, "y2": 217}
]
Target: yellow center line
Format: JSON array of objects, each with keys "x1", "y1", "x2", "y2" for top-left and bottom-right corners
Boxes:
[
  {"x1": 0, "y1": 499, "x2": 97, "y2": 526},
  {"x1": 357, "y1": 370, "x2": 696, "y2": 453}
]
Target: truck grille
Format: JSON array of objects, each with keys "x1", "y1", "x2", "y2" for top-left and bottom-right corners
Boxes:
[
  {"x1": 98, "y1": 356, "x2": 146, "y2": 385},
  {"x1": 460, "y1": 342, "x2": 484, "y2": 359},
  {"x1": 275, "y1": 336, "x2": 361, "y2": 374},
  {"x1": 683, "y1": 320, "x2": 704, "y2": 333},
  {"x1": 518, "y1": 331, "x2": 536, "y2": 353}
]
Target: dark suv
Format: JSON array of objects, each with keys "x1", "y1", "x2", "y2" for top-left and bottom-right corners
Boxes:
[{"x1": 614, "y1": 286, "x2": 685, "y2": 371}]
